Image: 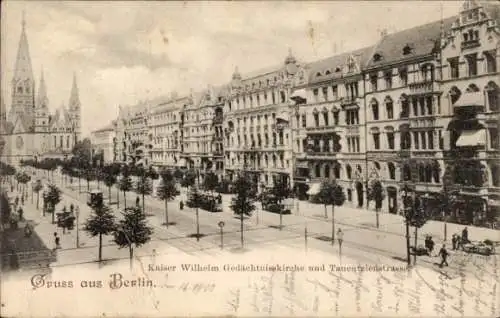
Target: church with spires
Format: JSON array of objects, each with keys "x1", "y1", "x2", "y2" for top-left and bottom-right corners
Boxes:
[{"x1": 0, "y1": 13, "x2": 82, "y2": 166}]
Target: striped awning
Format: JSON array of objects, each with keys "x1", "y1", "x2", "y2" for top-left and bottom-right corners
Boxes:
[
  {"x1": 456, "y1": 130, "x2": 486, "y2": 147},
  {"x1": 453, "y1": 92, "x2": 483, "y2": 108}
]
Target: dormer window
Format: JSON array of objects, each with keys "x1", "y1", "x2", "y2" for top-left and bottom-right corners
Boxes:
[
  {"x1": 316, "y1": 72, "x2": 322, "y2": 77},
  {"x1": 403, "y1": 45, "x2": 413, "y2": 55},
  {"x1": 373, "y1": 53, "x2": 382, "y2": 62},
  {"x1": 325, "y1": 70, "x2": 331, "y2": 75},
  {"x1": 335, "y1": 67, "x2": 341, "y2": 72}
]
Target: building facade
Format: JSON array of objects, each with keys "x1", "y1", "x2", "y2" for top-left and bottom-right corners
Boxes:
[
  {"x1": 90, "y1": 122, "x2": 116, "y2": 164},
  {"x1": 103, "y1": 0, "x2": 499, "y2": 225},
  {"x1": 0, "y1": 15, "x2": 82, "y2": 166}
]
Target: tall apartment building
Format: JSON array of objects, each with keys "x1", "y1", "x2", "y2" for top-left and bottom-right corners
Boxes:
[
  {"x1": 149, "y1": 93, "x2": 190, "y2": 170},
  {"x1": 293, "y1": 46, "x2": 374, "y2": 204},
  {"x1": 439, "y1": 0, "x2": 499, "y2": 223},
  {"x1": 223, "y1": 50, "x2": 308, "y2": 192}
]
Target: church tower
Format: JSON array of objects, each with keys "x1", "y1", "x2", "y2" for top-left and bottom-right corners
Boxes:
[
  {"x1": 34, "y1": 69, "x2": 49, "y2": 133},
  {"x1": 11, "y1": 11, "x2": 35, "y2": 120},
  {"x1": 68, "y1": 72, "x2": 82, "y2": 144}
]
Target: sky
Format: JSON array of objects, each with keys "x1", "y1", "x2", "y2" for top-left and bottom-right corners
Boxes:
[{"x1": 1, "y1": 1, "x2": 463, "y2": 136}]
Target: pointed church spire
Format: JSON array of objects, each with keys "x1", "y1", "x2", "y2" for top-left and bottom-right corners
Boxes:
[
  {"x1": 13, "y1": 10, "x2": 34, "y2": 83},
  {"x1": 68, "y1": 72, "x2": 81, "y2": 111},
  {"x1": 37, "y1": 68, "x2": 49, "y2": 109}
]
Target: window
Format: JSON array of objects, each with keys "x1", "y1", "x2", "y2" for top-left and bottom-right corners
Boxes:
[
  {"x1": 403, "y1": 45, "x2": 412, "y2": 55},
  {"x1": 333, "y1": 111, "x2": 339, "y2": 125},
  {"x1": 401, "y1": 98, "x2": 409, "y2": 118},
  {"x1": 272, "y1": 92, "x2": 276, "y2": 104},
  {"x1": 373, "y1": 132, "x2": 380, "y2": 149},
  {"x1": 280, "y1": 91, "x2": 286, "y2": 103},
  {"x1": 485, "y1": 51, "x2": 497, "y2": 73},
  {"x1": 413, "y1": 132, "x2": 419, "y2": 149},
  {"x1": 373, "y1": 53, "x2": 382, "y2": 62},
  {"x1": 313, "y1": 89, "x2": 319, "y2": 102},
  {"x1": 323, "y1": 112, "x2": 329, "y2": 126},
  {"x1": 399, "y1": 67, "x2": 408, "y2": 86},
  {"x1": 428, "y1": 131, "x2": 434, "y2": 149},
  {"x1": 426, "y1": 96, "x2": 433, "y2": 115},
  {"x1": 486, "y1": 83, "x2": 499, "y2": 111},
  {"x1": 346, "y1": 165, "x2": 352, "y2": 179},
  {"x1": 301, "y1": 115, "x2": 306, "y2": 128},
  {"x1": 412, "y1": 98, "x2": 419, "y2": 117},
  {"x1": 490, "y1": 128, "x2": 499, "y2": 149},
  {"x1": 388, "y1": 163, "x2": 396, "y2": 180},
  {"x1": 66, "y1": 136, "x2": 70, "y2": 148},
  {"x1": 334, "y1": 164, "x2": 340, "y2": 179},
  {"x1": 370, "y1": 73, "x2": 378, "y2": 91},
  {"x1": 466, "y1": 53, "x2": 478, "y2": 77},
  {"x1": 322, "y1": 87, "x2": 328, "y2": 101},
  {"x1": 420, "y1": 131, "x2": 427, "y2": 149},
  {"x1": 387, "y1": 132, "x2": 395, "y2": 149},
  {"x1": 403, "y1": 164, "x2": 411, "y2": 181},
  {"x1": 314, "y1": 113, "x2": 319, "y2": 127},
  {"x1": 386, "y1": 100, "x2": 394, "y2": 119},
  {"x1": 372, "y1": 101, "x2": 379, "y2": 120},
  {"x1": 332, "y1": 85, "x2": 338, "y2": 100},
  {"x1": 401, "y1": 131, "x2": 411, "y2": 149},
  {"x1": 384, "y1": 71, "x2": 392, "y2": 89},
  {"x1": 449, "y1": 57, "x2": 460, "y2": 79}
]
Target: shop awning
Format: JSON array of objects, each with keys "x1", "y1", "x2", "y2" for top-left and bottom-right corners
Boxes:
[
  {"x1": 453, "y1": 92, "x2": 483, "y2": 108},
  {"x1": 307, "y1": 183, "x2": 321, "y2": 196},
  {"x1": 455, "y1": 129, "x2": 486, "y2": 147},
  {"x1": 135, "y1": 159, "x2": 144, "y2": 166},
  {"x1": 276, "y1": 112, "x2": 289, "y2": 123},
  {"x1": 290, "y1": 89, "x2": 307, "y2": 101}
]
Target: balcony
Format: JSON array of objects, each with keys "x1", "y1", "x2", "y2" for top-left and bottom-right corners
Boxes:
[
  {"x1": 461, "y1": 39, "x2": 480, "y2": 50},
  {"x1": 306, "y1": 125, "x2": 342, "y2": 135},
  {"x1": 408, "y1": 81, "x2": 438, "y2": 95},
  {"x1": 305, "y1": 149, "x2": 338, "y2": 159},
  {"x1": 213, "y1": 115, "x2": 223, "y2": 125},
  {"x1": 340, "y1": 97, "x2": 359, "y2": 109}
]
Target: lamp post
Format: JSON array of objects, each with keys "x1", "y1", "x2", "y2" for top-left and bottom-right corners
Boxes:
[
  {"x1": 218, "y1": 221, "x2": 225, "y2": 250},
  {"x1": 75, "y1": 206, "x2": 80, "y2": 248},
  {"x1": 401, "y1": 184, "x2": 412, "y2": 266}
]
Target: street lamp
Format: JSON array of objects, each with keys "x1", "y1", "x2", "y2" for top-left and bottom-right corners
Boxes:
[
  {"x1": 75, "y1": 206, "x2": 80, "y2": 248},
  {"x1": 400, "y1": 184, "x2": 412, "y2": 266},
  {"x1": 218, "y1": 221, "x2": 225, "y2": 250}
]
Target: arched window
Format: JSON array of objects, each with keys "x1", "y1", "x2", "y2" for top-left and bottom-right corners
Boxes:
[
  {"x1": 466, "y1": 83, "x2": 480, "y2": 93},
  {"x1": 346, "y1": 164, "x2": 352, "y2": 179},
  {"x1": 324, "y1": 165, "x2": 330, "y2": 178},
  {"x1": 400, "y1": 94, "x2": 409, "y2": 118},
  {"x1": 449, "y1": 86, "x2": 461, "y2": 104},
  {"x1": 425, "y1": 164, "x2": 432, "y2": 182},
  {"x1": 374, "y1": 161, "x2": 381, "y2": 170},
  {"x1": 485, "y1": 81, "x2": 499, "y2": 111},
  {"x1": 403, "y1": 164, "x2": 411, "y2": 181},
  {"x1": 315, "y1": 164, "x2": 321, "y2": 178},
  {"x1": 388, "y1": 162, "x2": 396, "y2": 180},
  {"x1": 334, "y1": 163, "x2": 340, "y2": 179},
  {"x1": 384, "y1": 96, "x2": 394, "y2": 119},
  {"x1": 371, "y1": 99, "x2": 379, "y2": 120},
  {"x1": 492, "y1": 164, "x2": 500, "y2": 187}
]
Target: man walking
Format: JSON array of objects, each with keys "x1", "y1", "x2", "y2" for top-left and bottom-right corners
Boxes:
[
  {"x1": 337, "y1": 228, "x2": 344, "y2": 254},
  {"x1": 438, "y1": 244, "x2": 449, "y2": 268}
]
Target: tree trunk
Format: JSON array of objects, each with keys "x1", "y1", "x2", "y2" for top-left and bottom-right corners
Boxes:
[
  {"x1": 196, "y1": 208, "x2": 200, "y2": 241},
  {"x1": 414, "y1": 227, "x2": 418, "y2": 265},
  {"x1": 240, "y1": 210, "x2": 244, "y2": 248},
  {"x1": 36, "y1": 192, "x2": 39, "y2": 209},
  {"x1": 123, "y1": 191, "x2": 127, "y2": 209},
  {"x1": 324, "y1": 205, "x2": 328, "y2": 218},
  {"x1": 376, "y1": 208, "x2": 380, "y2": 228},
  {"x1": 142, "y1": 193, "x2": 145, "y2": 215},
  {"x1": 51, "y1": 205, "x2": 55, "y2": 224},
  {"x1": 78, "y1": 177, "x2": 81, "y2": 193},
  {"x1": 129, "y1": 246, "x2": 133, "y2": 270},
  {"x1": 279, "y1": 206, "x2": 283, "y2": 230},
  {"x1": 87, "y1": 179, "x2": 90, "y2": 191},
  {"x1": 331, "y1": 204, "x2": 335, "y2": 245},
  {"x1": 117, "y1": 188, "x2": 120, "y2": 208},
  {"x1": 98, "y1": 233, "x2": 102, "y2": 262},
  {"x1": 108, "y1": 187, "x2": 112, "y2": 204},
  {"x1": 165, "y1": 199, "x2": 169, "y2": 227}
]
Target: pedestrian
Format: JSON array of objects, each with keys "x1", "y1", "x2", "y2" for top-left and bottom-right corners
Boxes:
[
  {"x1": 17, "y1": 206, "x2": 24, "y2": 221},
  {"x1": 428, "y1": 236, "x2": 435, "y2": 256},
  {"x1": 136, "y1": 196, "x2": 140, "y2": 207},
  {"x1": 462, "y1": 227, "x2": 469, "y2": 245},
  {"x1": 179, "y1": 200, "x2": 184, "y2": 210},
  {"x1": 337, "y1": 228, "x2": 344, "y2": 250},
  {"x1": 21, "y1": 195, "x2": 24, "y2": 206},
  {"x1": 53, "y1": 232, "x2": 60, "y2": 249},
  {"x1": 438, "y1": 244, "x2": 449, "y2": 268},
  {"x1": 14, "y1": 196, "x2": 19, "y2": 207},
  {"x1": 451, "y1": 234, "x2": 457, "y2": 250}
]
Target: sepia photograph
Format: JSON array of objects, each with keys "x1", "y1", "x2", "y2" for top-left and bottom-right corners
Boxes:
[{"x1": 0, "y1": 0, "x2": 499, "y2": 317}]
